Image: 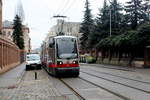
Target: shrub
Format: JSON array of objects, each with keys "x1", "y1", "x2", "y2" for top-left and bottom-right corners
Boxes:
[{"x1": 86, "y1": 56, "x2": 96, "y2": 63}]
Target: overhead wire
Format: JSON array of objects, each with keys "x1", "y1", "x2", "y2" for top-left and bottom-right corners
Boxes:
[
  {"x1": 54, "y1": 0, "x2": 65, "y2": 14},
  {"x1": 56, "y1": 0, "x2": 71, "y2": 15},
  {"x1": 60, "y1": 0, "x2": 78, "y2": 15},
  {"x1": 52, "y1": 0, "x2": 82, "y2": 23}
]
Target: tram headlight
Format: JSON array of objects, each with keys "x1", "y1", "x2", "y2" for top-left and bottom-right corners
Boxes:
[
  {"x1": 60, "y1": 61, "x2": 63, "y2": 65},
  {"x1": 57, "y1": 61, "x2": 63, "y2": 65},
  {"x1": 72, "y1": 61, "x2": 78, "y2": 64}
]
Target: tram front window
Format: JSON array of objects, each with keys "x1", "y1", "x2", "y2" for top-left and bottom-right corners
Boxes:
[{"x1": 56, "y1": 38, "x2": 78, "y2": 59}]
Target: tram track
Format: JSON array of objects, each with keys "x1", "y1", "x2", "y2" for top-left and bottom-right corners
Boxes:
[
  {"x1": 94, "y1": 66, "x2": 134, "y2": 72},
  {"x1": 47, "y1": 73, "x2": 85, "y2": 100},
  {"x1": 45, "y1": 66, "x2": 150, "y2": 100},
  {"x1": 81, "y1": 68, "x2": 150, "y2": 85},
  {"x1": 79, "y1": 71, "x2": 150, "y2": 100},
  {"x1": 46, "y1": 70, "x2": 150, "y2": 100},
  {"x1": 59, "y1": 78, "x2": 86, "y2": 100},
  {"x1": 81, "y1": 71, "x2": 150, "y2": 94},
  {"x1": 78, "y1": 77, "x2": 130, "y2": 100},
  {"x1": 59, "y1": 78, "x2": 129, "y2": 100},
  {"x1": 81, "y1": 64, "x2": 134, "y2": 72}
]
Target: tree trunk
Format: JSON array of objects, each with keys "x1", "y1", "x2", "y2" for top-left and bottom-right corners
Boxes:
[
  {"x1": 95, "y1": 49, "x2": 98, "y2": 62},
  {"x1": 109, "y1": 48, "x2": 113, "y2": 62},
  {"x1": 102, "y1": 49, "x2": 105, "y2": 62},
  {"x1": 128, "y1": 50, "x2": 134, "y2": 66},
  {"x1": 118, "y1": 50, "x2": 122, "y2": 62}
]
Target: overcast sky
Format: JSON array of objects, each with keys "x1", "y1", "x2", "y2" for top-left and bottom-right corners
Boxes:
[{"x1": 3, "y1": 0, "x2": 128, "y2": 49}]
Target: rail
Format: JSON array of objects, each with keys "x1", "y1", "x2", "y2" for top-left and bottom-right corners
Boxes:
[{"x1": 0, "y1": 36, "x2": 20, "y2": 74}]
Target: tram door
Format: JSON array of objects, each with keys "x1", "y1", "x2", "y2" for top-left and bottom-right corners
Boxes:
[{"x1": 144, "y1": 46, "x2": 150, "y2": 68}]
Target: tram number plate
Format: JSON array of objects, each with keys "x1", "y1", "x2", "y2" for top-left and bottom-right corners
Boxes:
[
  {"x1": 67, "y1": 61, "x2": 69, "y2": 67},
  {"x1": 67, "y1": 64, "x2": 69, "y2": 67}
]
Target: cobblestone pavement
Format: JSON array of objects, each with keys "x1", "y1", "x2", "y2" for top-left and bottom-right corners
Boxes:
[{"x1": 0, "y1": 69, "x2": 68, "y2": 100}]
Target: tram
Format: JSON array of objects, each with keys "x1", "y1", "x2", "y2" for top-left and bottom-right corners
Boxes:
[{"x1": 41, "y1": 35, "x2": 80, "y2": 77}]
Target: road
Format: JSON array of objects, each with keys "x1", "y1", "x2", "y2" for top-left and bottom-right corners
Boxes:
[{"x1": 0, "y1": 63, "x2": 150, "y2": 100}]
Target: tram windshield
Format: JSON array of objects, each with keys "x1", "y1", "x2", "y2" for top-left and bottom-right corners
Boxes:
[{"x1": 56, "y1": 38, "x2": 78, "y2": 59}]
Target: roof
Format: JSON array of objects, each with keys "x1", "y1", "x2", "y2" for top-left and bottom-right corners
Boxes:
[{"x1": 2, "y1": 20, "x2": 30, "y2": 32}]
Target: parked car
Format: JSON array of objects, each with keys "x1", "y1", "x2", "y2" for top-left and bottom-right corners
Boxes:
[{"x1": 26, "y1": 54, "x2": 41, "y2": 71}]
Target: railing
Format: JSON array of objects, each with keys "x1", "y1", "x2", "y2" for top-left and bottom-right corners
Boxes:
[{"x1": 0, "y1": 36, "x2": 20, "y2": 74}]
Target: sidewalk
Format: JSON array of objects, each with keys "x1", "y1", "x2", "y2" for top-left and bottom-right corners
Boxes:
[
  {"x1": 0, "y1": 63, "x2": 25, "y2": 88},
  {"x1": 0, "y1": 64, "x2": 68, "y2": 100}
]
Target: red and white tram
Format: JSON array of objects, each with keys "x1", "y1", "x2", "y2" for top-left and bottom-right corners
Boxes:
[{"x1": 41, "y1": 35, "x2": 80, "y2": 77}]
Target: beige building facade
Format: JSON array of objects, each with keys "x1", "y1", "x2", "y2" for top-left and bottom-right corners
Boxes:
[
  {"x1": 2, "y1": 20, "x2": 31, "y2": 53},
  {"x1": 48, "y1": 20, "x2": 81, "y2": 39}
]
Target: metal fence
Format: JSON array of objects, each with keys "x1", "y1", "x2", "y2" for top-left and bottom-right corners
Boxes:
[{"x1": 0, "y1": 36, "x2": 20, "y2": 74}]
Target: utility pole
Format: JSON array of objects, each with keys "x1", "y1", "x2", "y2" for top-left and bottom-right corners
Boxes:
[
  {"x1": 108, "y1": 0, "x2": 112, "y2": 36},
  {"x1": 53, "y1": 15, "x2": 67, "y2": 36},
  {"x1": 109, "y1": 8, "x2": 111, "y2": 36},
  {"x1": 148, "y1": 2, "x2": 150, "y2": 24}
]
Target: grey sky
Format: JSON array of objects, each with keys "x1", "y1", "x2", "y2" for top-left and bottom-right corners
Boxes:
[{"x1": 3, "y1": 0, "x2": 128, "y2": 49}]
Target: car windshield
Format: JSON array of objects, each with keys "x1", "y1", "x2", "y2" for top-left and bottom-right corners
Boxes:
[
  {"x1": 56, "y1": 38, "x2": 78, "y2": 59},
  {"x1": 27, "y1": 55, "x2": 40, "y2": 61}
]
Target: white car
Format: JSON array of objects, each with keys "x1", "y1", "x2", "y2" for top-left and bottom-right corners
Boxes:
[{"x1": 26, "y1": 54, "x2": 41, "y2": 70}]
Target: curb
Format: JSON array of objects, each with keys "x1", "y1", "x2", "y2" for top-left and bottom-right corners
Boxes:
[
  {"x1": 17, "y1": 69, "x2": 26, "y2": 85},
  {"x1": 16, "y1": 63, "x2": 26, "y2": 87}
]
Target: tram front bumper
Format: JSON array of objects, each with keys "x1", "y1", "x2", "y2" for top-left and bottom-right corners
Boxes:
[{"x1": 55, "y1": 67, "x2": 80, "y2": 75}]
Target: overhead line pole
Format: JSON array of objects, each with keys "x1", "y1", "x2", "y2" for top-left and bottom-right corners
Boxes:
[
  {"x1": 148, "y1": 2, "x2": 150, "y2": 23},
  {"x1": 108, "y1": 0, "x2": 112, "y2": 37}
]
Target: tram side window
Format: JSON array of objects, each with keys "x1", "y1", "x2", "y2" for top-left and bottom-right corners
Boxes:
[{"x1": 49, "y1": 38, "x2": 55, "y2": 48}]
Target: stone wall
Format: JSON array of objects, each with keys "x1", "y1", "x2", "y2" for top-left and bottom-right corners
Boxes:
[
  {"x1": 97, "y1": 57, "x2": 144, "y2": 68},
  {"x1": 0, "y1": 36, "x2": 20, "y2": 74},
  {"x1": 0, "y1": 0, "x2": 2, "y2": 34}
]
